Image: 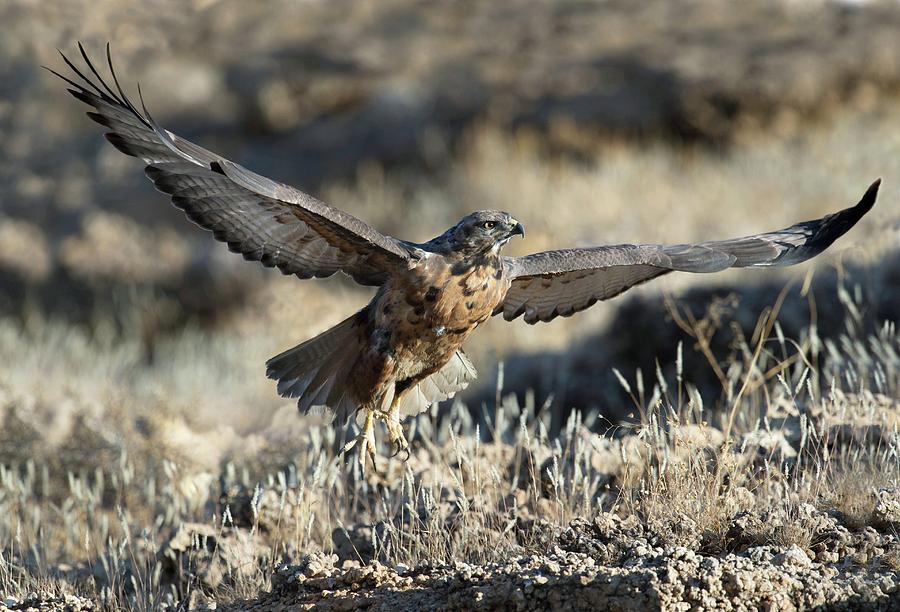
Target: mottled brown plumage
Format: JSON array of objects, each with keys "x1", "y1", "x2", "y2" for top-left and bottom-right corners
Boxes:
[{"x1": 52, "y1": 45, "x2": 879, "y2": 471}]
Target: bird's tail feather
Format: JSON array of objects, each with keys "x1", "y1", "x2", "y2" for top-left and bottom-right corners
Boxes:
[{"x1": 266, "y1": 314, "x2": 362, "y2": 424}]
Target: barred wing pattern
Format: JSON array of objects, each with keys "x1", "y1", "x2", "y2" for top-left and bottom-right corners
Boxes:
[
  {"x1": 49, "y1": 45, "x2": 412, "y2": 286},
  {"x1": 500, "y1": 180, "x2": 879, "y2": 323}
]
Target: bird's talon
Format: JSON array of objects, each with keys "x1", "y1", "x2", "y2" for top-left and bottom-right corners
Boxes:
[
  {"x1": 390, "y1": 441, "x2": 410, "y2": 461},
  {"x1": 355, "y1": 435, "x2": 377, "y2": 473},
  {"x1": 386, "y1": 420, "x2": 410, "y2": 462},
  {"x1": 344, "y1": 410, "x2": 377, "y2": 475},
  {"x1": 365, "y1": 445, "x2": 377, "y2": 474}
]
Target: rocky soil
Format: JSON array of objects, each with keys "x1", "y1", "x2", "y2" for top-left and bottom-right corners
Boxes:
[
  {"x1": 1, "y1": 596, "x2": 95, "y2": 611},
  {"x1": 224, "y1": 500, "x2": 900, "y2": 611},
  {"x1": 7, "y1": 508, "x2": 900, "y2": 612}
]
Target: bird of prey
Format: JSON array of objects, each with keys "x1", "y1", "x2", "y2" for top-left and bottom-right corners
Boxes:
[{"x1": 50, "y1": 45, "x2": 879, "y2": 471}]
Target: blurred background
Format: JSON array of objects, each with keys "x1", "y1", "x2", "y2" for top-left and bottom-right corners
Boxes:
[{"x1": 1, "y1": 0, "x2": 899, "y2": 466}]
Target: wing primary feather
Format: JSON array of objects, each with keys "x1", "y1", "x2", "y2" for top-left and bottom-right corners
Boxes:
[
  {"x1": 42, "y1": 64, "x2": 85, "y2": 91},
  {"x1": 78, "y1": 41, "x2": 119, "y2": 101},
  {"x1": 105, "y1": 42, "x2": 148, "y2": 126},
  {"x1": 57, "y1": 48, "x2": 108, "y2": 99}
]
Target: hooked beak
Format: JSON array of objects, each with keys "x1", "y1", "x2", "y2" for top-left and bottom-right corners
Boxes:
[{"x1": 509, "y1": 221, "x2": 525, "y2": 239}]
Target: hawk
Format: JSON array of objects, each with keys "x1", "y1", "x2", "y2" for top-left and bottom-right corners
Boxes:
[{"x1": 51, "y1": 45, "x2": 878, "y2": 471}]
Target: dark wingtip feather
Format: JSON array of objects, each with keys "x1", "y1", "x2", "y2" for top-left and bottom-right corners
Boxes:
[
  {"x1": 774, "y1": 179, "x2": 880, "y2": 266},
  {"x1": 78, "y1": 40, "x2": 118, "y2": 101},
  {"x1": 105, "y1": 43, "x2": 147, "y2": 125},
  {"x1": 136, "y1": 81, "x2": 156, "y2": 127},
  {"x1": 104, "y1": 132, "x2": 150, "y2": 158},
  {"x1": 51, "y1": 42, "x2": 154, "y2": 134},
  {"x1": 58, "y1": 45, "x2": 108, "y2": 100},
  {"x1": 66, "y1": 87, "x2": 97, "y2": 106},
  {"x1": 832, "y1": 178, "x2": 880, "y2": 231},
  {"x1": 857, "y1": 178, "x2": 880, "y2": 215},
  {"x1": 43, "y1": 65, "x2": 84, "y2": 91}
]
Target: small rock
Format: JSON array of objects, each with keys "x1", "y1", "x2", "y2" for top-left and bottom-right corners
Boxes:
[
  {"x1": 873, "y1": 488, "x2": 900, "y2": 525},
  {"x1": 775, "y1": 545, "x2": 812, "y2": 568}
]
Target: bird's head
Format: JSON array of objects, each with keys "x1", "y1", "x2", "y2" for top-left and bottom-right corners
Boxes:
[{"x1": 438, "y1": 211, "x2": 525, "y2": 257}]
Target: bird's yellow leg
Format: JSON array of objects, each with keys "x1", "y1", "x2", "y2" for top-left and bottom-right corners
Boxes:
[
  {"x1": 342, "y1": 408, "x2": 377, "y2": 473},
  {"x1": 384, "y1": 395, "x2": 409, "y2": 460}
]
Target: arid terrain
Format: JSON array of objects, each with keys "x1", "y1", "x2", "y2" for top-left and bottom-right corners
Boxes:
[{"x1": 1, "y1": 0, "x2": 900, "y2": 610}]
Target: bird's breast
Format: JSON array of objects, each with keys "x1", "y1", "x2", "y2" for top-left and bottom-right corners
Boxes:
[
  {"x1": 423, "y1": 256, "x2": 507, "y2": 330},
  {"x1": 375, "y1": 256, "x2": 508, "y2": 346}
]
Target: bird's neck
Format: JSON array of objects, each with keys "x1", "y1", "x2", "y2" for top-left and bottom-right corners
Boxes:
[{"x1": 447, "y1": 249, "x2": 501, "y2": 275}]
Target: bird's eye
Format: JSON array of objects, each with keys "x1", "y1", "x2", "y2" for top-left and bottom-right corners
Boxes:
[{"x1": 482, "y1": 221, "x2": 496, "y2": 230}]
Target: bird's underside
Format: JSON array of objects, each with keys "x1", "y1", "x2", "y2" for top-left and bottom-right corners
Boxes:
[{"x1": 51, "y1": 44, "x2": 879, "y2": 473}]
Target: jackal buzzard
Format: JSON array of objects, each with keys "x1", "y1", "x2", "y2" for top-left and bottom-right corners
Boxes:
[{"x1": 50, "y1": 45, "x2": 878, "y2": 471}]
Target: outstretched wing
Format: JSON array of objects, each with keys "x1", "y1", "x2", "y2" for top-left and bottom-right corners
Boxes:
[
  {"x1": 499, "y1": 180, "x2": 879, "y2": 323},
  {"x1": 48, "y1": 44, "x2": 414, "y2": 286}
]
